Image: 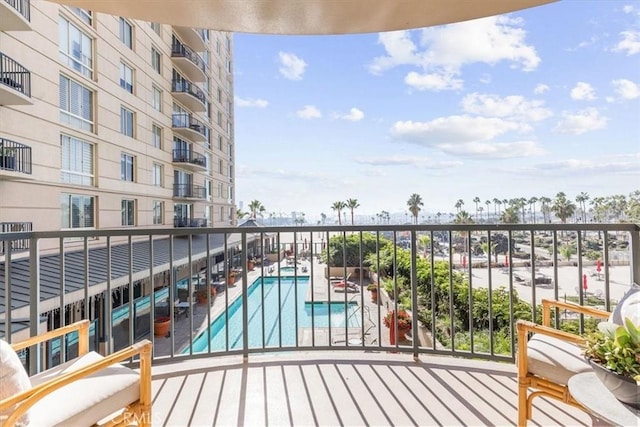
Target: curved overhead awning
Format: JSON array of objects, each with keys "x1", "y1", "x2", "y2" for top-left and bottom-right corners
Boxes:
[{"x1": 46, "y1": 0, "x2": 556, "y2": 35}]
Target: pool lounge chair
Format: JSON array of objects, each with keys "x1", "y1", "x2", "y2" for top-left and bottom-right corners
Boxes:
[{"x1": 333, "y1": 281, "x2": 359, "y2": 293}]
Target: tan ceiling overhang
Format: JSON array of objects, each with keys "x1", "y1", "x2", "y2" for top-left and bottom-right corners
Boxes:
[{"x1": 45, "y1": 0, "x2": 557, "y2": 34}]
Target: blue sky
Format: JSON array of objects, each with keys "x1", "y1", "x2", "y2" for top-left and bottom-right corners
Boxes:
[{"x1": 233, "y1": 1, "x2": 639, "y2": 222}]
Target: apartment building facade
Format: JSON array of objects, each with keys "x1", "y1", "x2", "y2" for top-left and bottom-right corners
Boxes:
[{"x1": 0, "y1": 1, "x2": 236, "y2": 255}]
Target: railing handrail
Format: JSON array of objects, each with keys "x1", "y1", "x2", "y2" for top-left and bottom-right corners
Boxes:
[
  {"x1": 0, "y1": 137, "x2": 32, "y2": 174},
  {"x1": 0, "y1": 52, "x2": 31, "y2": 98},
  {"x1": 3, "y1": 0, "x2": 30, "y2": 21},
  {"x1": 172, "y1": 148, "x2": 206, "y2": 165},
  {"x1": 171, "y1": 79, "x2": 206, "y2": 104},
  {"x1": 171, "y1": 40, "x2": 207, "y2": 73}
]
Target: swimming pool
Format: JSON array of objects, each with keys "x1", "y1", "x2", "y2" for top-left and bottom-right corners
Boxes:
[
  {"x1": 187, "y1": 276, "x2": 360, "y2": 352},
  {"x1": 279, "y1": 266, "x2": 296, "y2": 274}
]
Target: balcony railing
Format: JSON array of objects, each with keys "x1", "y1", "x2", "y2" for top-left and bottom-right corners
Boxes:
[
  {"x1": 3, "y1": 0, "x2": 30, "y2": 21},
  {"x1": 173, "y1": 217, "x2": 208, "y2": 227},
  {"x1": 0, "y1": 52, "x2": 31, "y2": 98},
  {"x1": 172, "y1": 113, "x2": 208, "y2": 139},
  {"x1": 172, "y1": 148, "x2": 206, "y2": 168},
  {"x1": 0, "y1": 221, "x2": 31, "y2": 255},
  {"x1": 0, "y1": 137, "x2": 32, "y2": 174},
  {"x1": 172, "y1": 183, "x2": 206, "y2": 199},
  {"x1": 1, "y1": 224, "x2": 638, "y2": 369},
  {"x1": 171, "y1": 40, "x2": 207, "y2": 74},
  {"x1": 172, "y1": 79, "x2": 206, "y2": 104}
]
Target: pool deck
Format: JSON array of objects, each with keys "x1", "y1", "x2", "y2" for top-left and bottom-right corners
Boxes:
[{"x1": 153, "y1": 257, "x2": 392, "y2": 356}]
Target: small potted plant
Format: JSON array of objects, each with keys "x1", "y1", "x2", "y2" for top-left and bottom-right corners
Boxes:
[
  {"x1": 366, "y1": 283, "x2": 379, "y2": 303},
  {"x1": 383, "y1": 308, "x2": 412, "y2": 340},
  {"x1": 583, "y1": 317, "x2": 640, "y2": 407},
  {"x1": 154, "y1": 315, "x2": 171, "y2": 337},
  {"x1": 0, "y1": 146, "x2": 16, "y2": 170}
]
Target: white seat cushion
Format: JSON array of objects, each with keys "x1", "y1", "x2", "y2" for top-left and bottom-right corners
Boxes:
[
  {"x1": 0, "y1": 339, "x2": 31, "y2": 426},
  {"x1": 527, "y1": 333, "x2": 591, "y2": 385},
  {"x1": 28, "y1": 351, "x2": 140, "y2": 427}
]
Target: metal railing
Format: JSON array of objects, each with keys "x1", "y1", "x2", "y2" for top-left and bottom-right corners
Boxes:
[
  {"x1": 173, "y1": 217, "x2": 208, "y2": 227},
  {"x1": 3, "y1": 0, "x2": 30, "y2": 21},
  {"x1": 0, "y1": 52, "x2": 31, "y2": 98},
  {"x1": 172, "y1": 148, "x2": 206, "y2": 167},
  {"x1": 172, "y1": 183, "x2": 206, "y2": 199},
  {"x1": 0, "y1": 222, "x2": 31, "y2": 255},
  {"x1": 171, "y1": 39, "x2": 207, "y2": 74},
  {"x1": 0, "y1": 137, "x2": 32, "y2": 174},
  {"x1": 1, "y1": 224, "x2": 638, "y2": 372},
  {"x1": 171, "y1": 113, "x2": 208, "y2": 138},
  {"x1": 171, "y1": 79, "x2": 206, "y2": 105}
]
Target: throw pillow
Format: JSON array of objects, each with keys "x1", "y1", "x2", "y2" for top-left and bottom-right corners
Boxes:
[
  {"x1": 0, "y1": 339, "x2": 31, "y2": 426},
  {"x1": 610, "y1": 282, "x2": 640, "y2": 325}
]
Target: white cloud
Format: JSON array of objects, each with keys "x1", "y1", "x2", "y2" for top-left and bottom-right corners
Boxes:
[
  {"x1": 461, "y1": 93, "x2": 552, "y2": 122},
  {"x1": 356, "y1": 155, "x2": 463, "y2": 168},
  {"x1": 334, "y1": 107, "x2": 365, "y2": 121},
  {"x1": 368, "y1": 16, "x2": 539, "y2": 91},
  {"x1": 533, "y1": 83, "x2": 550, "y2": 94},
  {"x1": 278, "y1": 52, "x2": 307, "y2": 80},
  {"x1": 235, "y1": 97, "x2": 269, "y2": 108},
  {"x1": 438, "y1": 141, "x2": 543, "y2": 159},
  {"x1": 522, "y1": 157, "x2": 640, "y2": 176},
  {"x1": 405, "y1": 71, "x2": 463, "y2": 91},
  {"x1": 553, "y1": 108, "x2": 608, "y2": 135},
  {"x1": 622, "y1": 5, "x2": 637, "y2": 14},
  {"x1": 612, "y1": 78, "x2": 640, "y2": 99},
  {"x1": 479, "y1": 74, "x2": 492, "y2": 84},
  {"x1": 296, "y1": 105, "x2": 322, "y2": 119},
  {"x1": 570, "y1": 82, "x2": 597, "y2": 100},
  {"x1": 614, "y1": 30, "x2": 640, "y2": 55}
]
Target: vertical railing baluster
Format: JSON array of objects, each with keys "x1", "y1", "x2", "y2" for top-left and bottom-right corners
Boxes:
[
  {"x1": 410, "y1": 229, "x2": 418, "y2": 359},
  {"x1": 241, "y1": 232, "x2": 248, "y2": 359}
]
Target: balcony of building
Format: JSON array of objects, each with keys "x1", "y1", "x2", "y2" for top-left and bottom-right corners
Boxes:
[
  {"x1": 171, "y1": 38, "x2": 207, "y2": 82},
  {"x1": 173, "y1": 217, "x2": 208, "y2": 228},
  {"x1": 172, "y1": 148, "x2": 207, "y2": 171},
  {"x1": 0, "y1": 222, "x2": 31, "y2": 255},
  {"x1": 172, "y1": 113, "x2": 208, "y2": 142},
  {"x1": 171, "y1": 78, "x2": 206, "y2": 113},
  {"x1": 0, "y1": 0, "x2": 31, "y2": 31},
  {"x1": 1, "y1": 224, "x2": 638, "y2": 426},
  {"x1": 0, "y1": 137, "x2": 32, "y2": 178},
  {"x1": 0, "y1": 53, "x2": 31, "y2": 105},
  {"x1": 172, "y1": 27, "x2": 207, "y2": 52},
  {"x1": 172, "y1": 183, "x2": 207, "y2": 200}
]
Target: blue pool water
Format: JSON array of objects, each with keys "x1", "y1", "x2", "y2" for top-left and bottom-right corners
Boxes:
[{"x1": 188, "y1": 276, "x2": 360, "y2": 352}]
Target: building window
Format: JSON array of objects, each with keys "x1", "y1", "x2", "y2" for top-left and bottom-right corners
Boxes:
[
  {"x1": 225, "y1": 35, "x2": 231, "y2": 51},
  {"x1": 59, "y1": 16, "x2": 93, "y2": 78},
  {"x1": 218, "y1": 135, "x2": 223, "y2": 151},
  {"x1": 205, "y1": 179, "x2": 212, "y2": 201},
  {"x1": 120, "y1": 107, "x2": 134, "y2": 137},
  {"x1": 152, "y1": 201, "x2": 163, "y2": 225},
  {"x1": 152, "y1": 124, "x2": 162, "y2": 148},
  {"x1": 59, "y1": 75, "x2": 94, "y2": 132},
  {"x1": 226, "y1": 120, "x2": 232, "y2": 136},
  {"x1": 151, "y1": 86, "x2": 162, "y2": 111},
  {"x1": 217, "y1": 88, "x2": 222, "y2": 103},
  {"x1": 69, "y1": 7, "x2": 92, "y2": 25},
  {"x1": 61, "y1": 194, "x2": 95, "y2": 228},
  {"x1": 121, "y1": 199, "x2": 135, "y2": 226},
  {"x1": 119, "y1": 62, "x2": 134, "y2": 93},
  {"x1": 152, "y1": 163, "x2": 162, "y2": 187},
  {"x1": 121, "y1": 153, "x2": 134, "y2": 181},
  {"x1": 226, "y1": 59, "x2": 232, "y2": 74},
  {"x1": 217, "y1": 111, "x2": 222, "y2": 126},
  {"x1": 119, "y1": 18, "x2": 132, "y2": 49},
  {"x1": 150, "y1": 22, "x2": 161, "y2": 35},
  {"x1": 218, "y1": 159, "x2": 223, "y2": 174},
  {"x1": 217, "y1": 182, "x2": 223, "y2": 198},
  {"x1": 61, "y1": 134, "x2": 94, "y2": 185},
  {"x1": 151, "y1": 47, "x2": 161, "y2": 74}
]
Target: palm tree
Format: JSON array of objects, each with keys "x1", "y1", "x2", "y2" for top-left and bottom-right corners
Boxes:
[
  {"x1": 485, "y1": 200, "x2": 492, "y2": 222},
  {"x1": 320, "y1": 213, "x2": 327, "y2": 225},
  {"x1": 407, "y1": 193, "x2": 424, "y2": 224},
  {"x1": 575, "y1": 192, "x2": 589, "y2": 223},
  {"x1": 247, "y1": 200, "x2": 266, "y2": 220},
  {"x1": 500, "y1": 206, "x2": 519, "y2": 224},
  {"x1": 551, "y1": 192, "x2": 576, "y2": 224},
  {"x1": 453, "y1": 210, "x2": 474, "y2": 224},
  {"x1": 539, "y1": 196, "x2": 552, "y2": 223},
  {"x1": 236, "y1": 208, "x2": 248, "y2": 220},
  {"x1": 455, "y1": 199, "x2": 464, "y2": 213},
  {"x1": 493, "y1": 198, "x2": 502, "y2": 217},
  {"x1": 436, "y1": 212, "x2": 442, "y2": 224},
  {"x1": 331, "y1": 201, "x2": 346, "y2": 225},
  {"x1": 473, "y1": 196, "x2": 481, "y2": 221},
  {"x1": 528, "y1": 197, "x2": 538, "y2": 223},
  {"x1": 346, "y1": 198, "x2": 360, "y2": 225}
]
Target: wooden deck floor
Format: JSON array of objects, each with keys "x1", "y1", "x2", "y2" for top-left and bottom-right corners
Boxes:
[{"x1": 150, "y1": 352, "x2": 592, "y2": 426}]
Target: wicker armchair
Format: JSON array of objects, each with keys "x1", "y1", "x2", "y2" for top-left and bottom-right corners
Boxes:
[{"x1": 516, "y1": 299, "x2": 610, "y2": 426}]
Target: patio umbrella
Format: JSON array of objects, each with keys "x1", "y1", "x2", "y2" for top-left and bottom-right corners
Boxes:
[
  {"x1": 504, "y1": 254, "x2": 509, "y2": 268},
  {"x1": 583, "y1": 274, "x2": 588, "y2": 290},
  {"x1": 596, "y1": 259, "x2": 602, "y2": 273},
  {"x1": 462, "y1": 254, "x2": 467, "y2": 269},
  {"x1": 45, "y1": 0, "x2": 556, "y2": 35}
]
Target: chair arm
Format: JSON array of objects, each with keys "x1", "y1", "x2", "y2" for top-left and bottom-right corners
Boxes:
[
  {"x1": 541, "y1": 299, "x2": 610, "y2": 326},
  {"x1": 1, "y1": 339, "x2": 152, "y2": 427},
  {"x1": 11, "y1": 320, "x2": 91, "y2": 354},
  {"x1": 516, "y1": 320, "x2": 586, "y2": 346}
]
